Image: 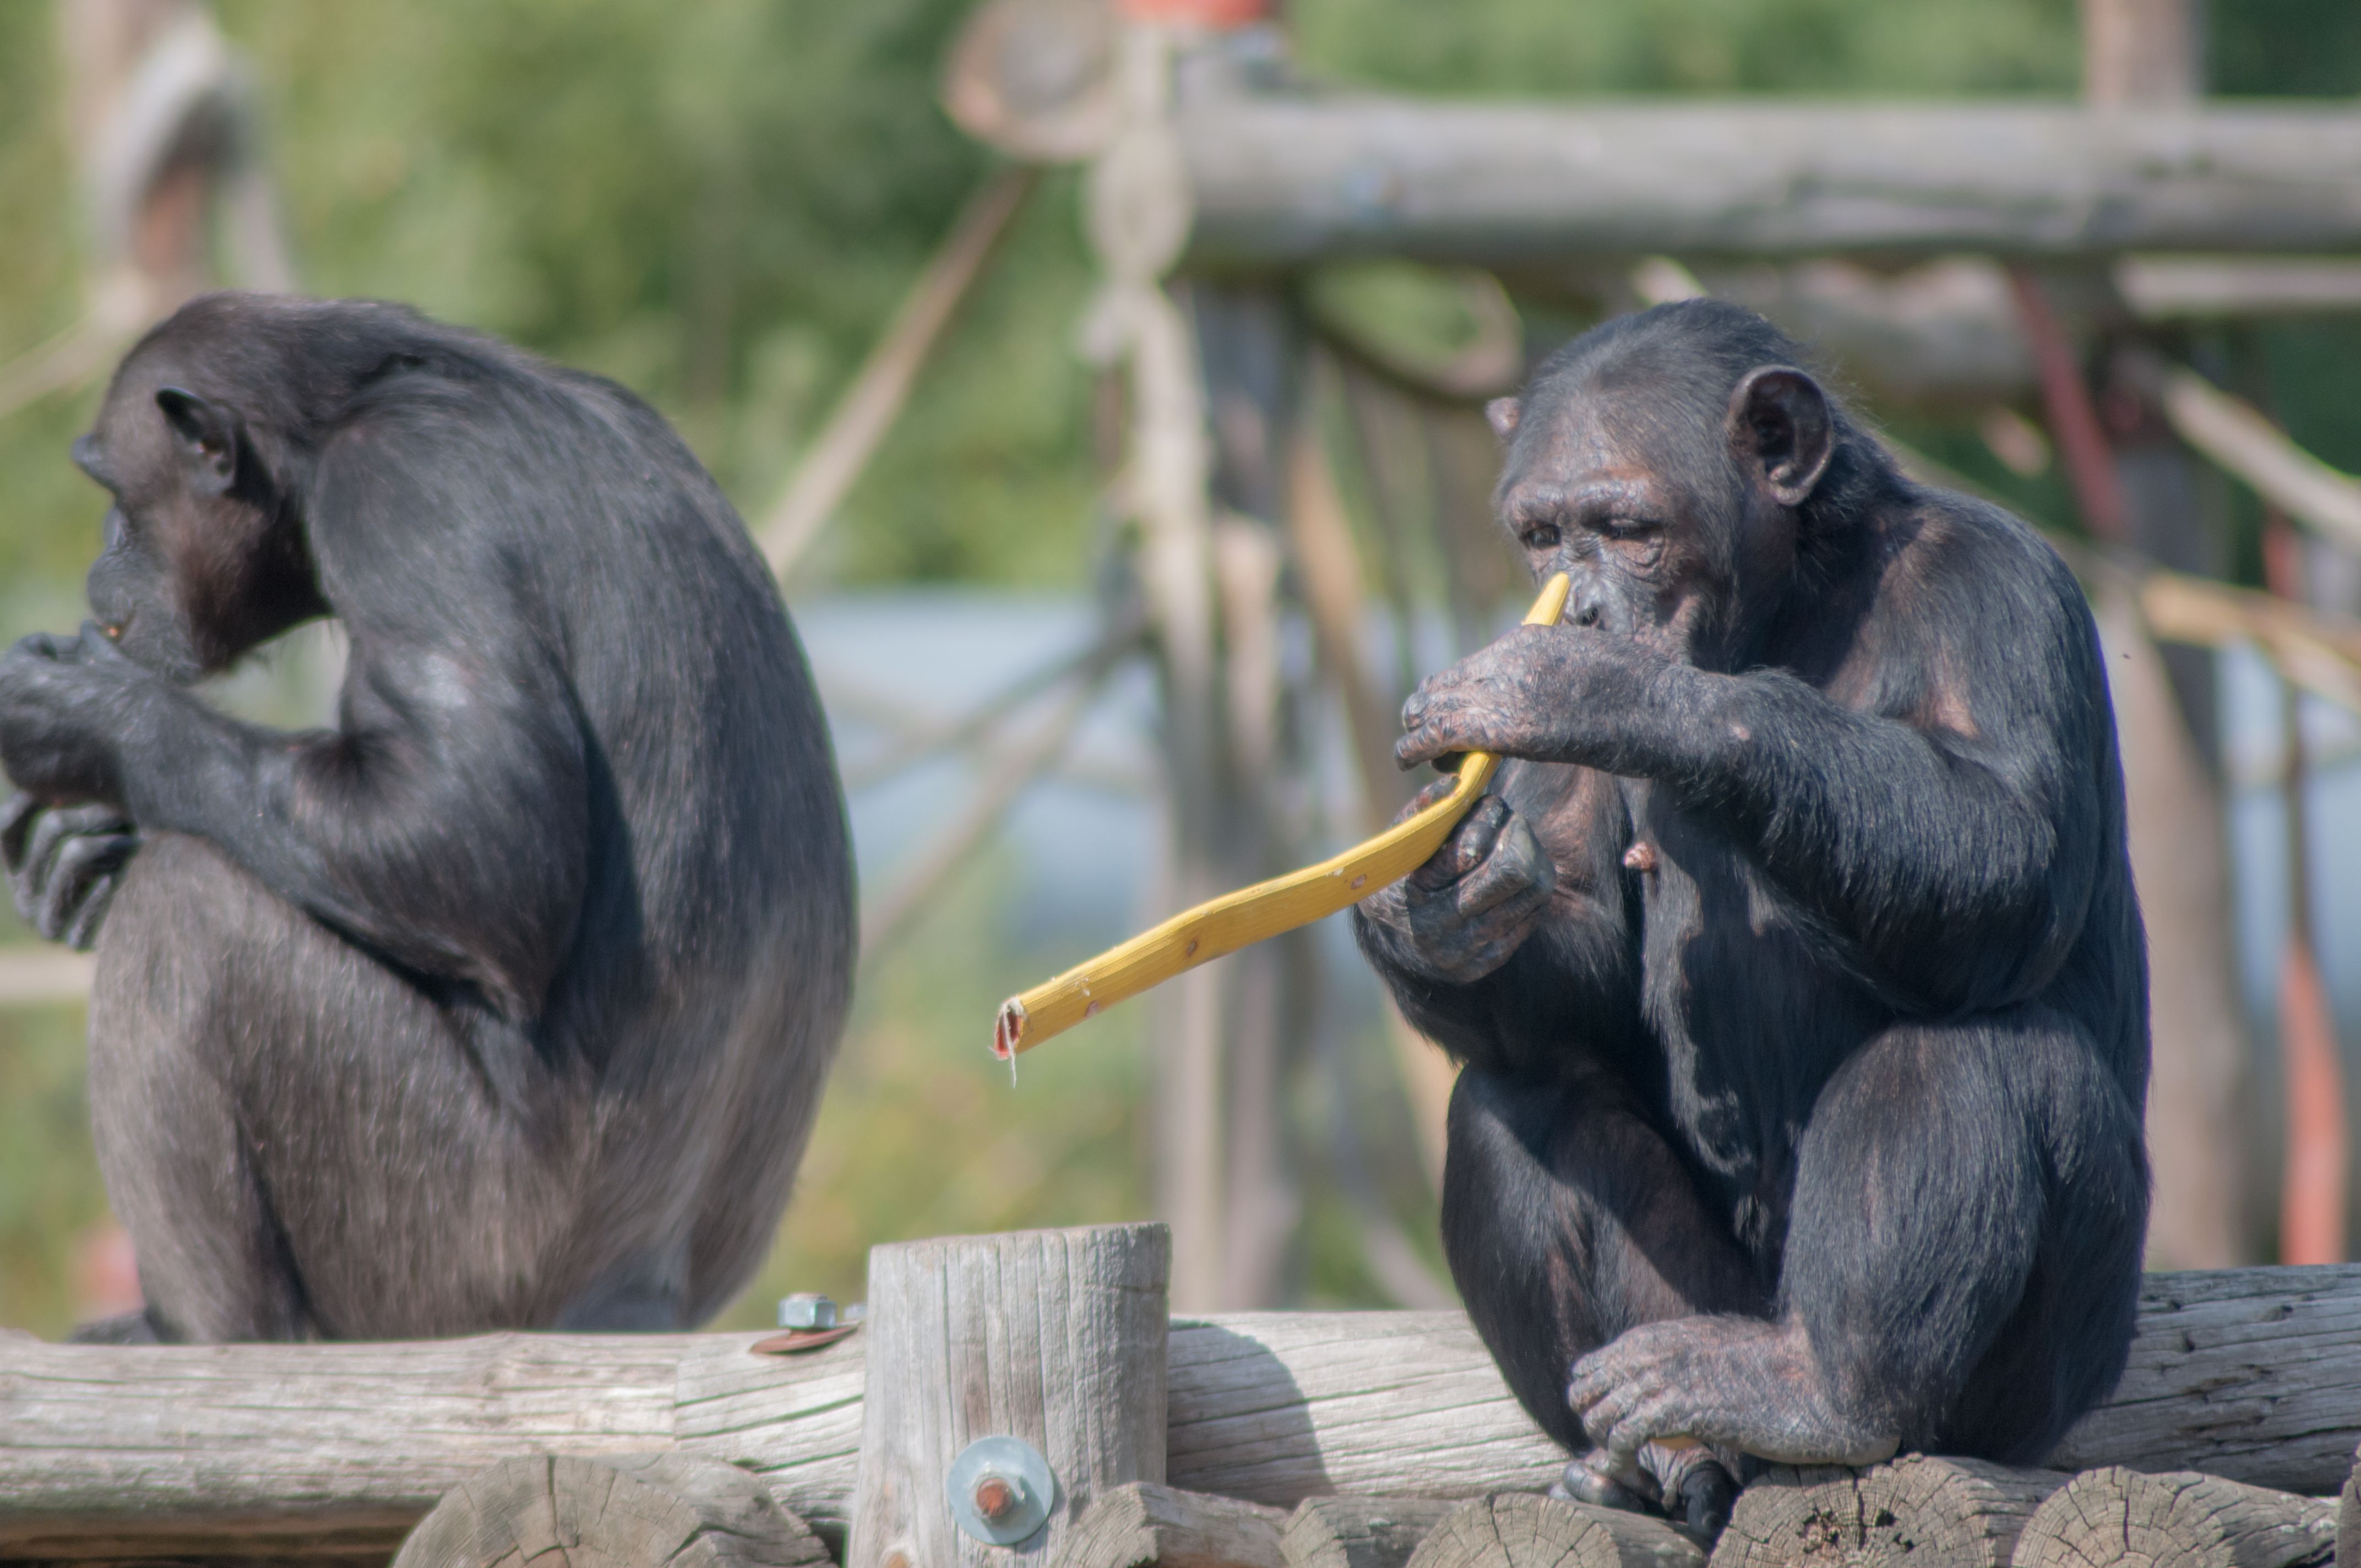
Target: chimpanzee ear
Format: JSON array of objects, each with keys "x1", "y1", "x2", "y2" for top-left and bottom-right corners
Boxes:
[
  {"x1": 155, "y1": 387, "x2": 241, "y2": 495},
  {"x1": 1485, "y1": 396, "x2": 1522, "y2": 443},
  {"x1": 1727, "y1": 366, "x2": 1834, "y2": 508}
]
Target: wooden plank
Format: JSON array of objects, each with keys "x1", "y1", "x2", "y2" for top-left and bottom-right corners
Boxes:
[
  {"x1": 1282, "y1": 1496, "x2": 1455, "y2": 1568},
  {"x1": 2049, "y1": 1264, "x2": 2361, "y2": 1495},
  {"x1": 1172, "y1": 100, "x2": 2361, "y2": 266},
  {"x1": 1166, "y1": 1313, "x2": 1563, "y2": 1506},
  {"x1": 0, "y1": 1333, "x2": 679, "y2": 1560},
  {"x1": 1052, "y1": 1480, "x2": 1290, "y2": 1568},
  {"x1": 8, "y1": 1267, "x2": 2361, "y2": 1557},
  {"x1": 1399, "y1": 1493, "x2": 1699, "y2": 1568},
  {"x1": 674, "y1": 1332, "x2": 867, "y2": 1554},
  {"x1": 389, "y1": 1453, "x2": 830, "y2": 1568}
]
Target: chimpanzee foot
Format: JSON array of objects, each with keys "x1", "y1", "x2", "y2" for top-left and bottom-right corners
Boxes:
[
  {"x1": 1553, "y1": 1450, "x2": 1655, "y2": 1513},
  {"x1": 1554, "y1": 1440, "x2": 1739, "y2": 1545},
  {"x1": 1568, "y1": 1315, "x2": 1899, "y2": 1476}
]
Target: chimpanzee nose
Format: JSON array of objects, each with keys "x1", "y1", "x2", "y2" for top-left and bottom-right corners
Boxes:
[{"x1": 1569, "y1": 579, "x2": 1608, "y2": 629}]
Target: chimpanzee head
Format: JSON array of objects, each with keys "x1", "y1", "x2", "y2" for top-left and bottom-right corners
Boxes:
[
  {"x1": 1486, "y1": 300, "x2": 1885, "y2": 671},
  {"x1": 70, "y1": 295, "x2": 345, "y2": 683}
]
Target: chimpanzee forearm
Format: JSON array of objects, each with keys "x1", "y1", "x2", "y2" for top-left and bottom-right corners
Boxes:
[
  {"x1": 106, "y1": 656, "x2": 587, "y2": 1020},
  {"x1": 1587, "y1": 660, "x2": 2099, "y2": 1015}
]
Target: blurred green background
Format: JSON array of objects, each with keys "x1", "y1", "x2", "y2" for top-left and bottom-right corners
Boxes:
[{"x1": 2, "y1": 0, "x2": 2356, "y2": 1335}]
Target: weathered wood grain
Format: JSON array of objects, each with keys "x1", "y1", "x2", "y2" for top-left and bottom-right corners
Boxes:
[
  {"x1": 1172, "y1": 99, "x2": 2361, "y2": 266},
  {"x1": 389, "y1": 1452, "x2": 830, "y2": 1568},
  {"x1": 2049, "y1": 1264, "x2": 2361, "y2": 1495},
  {"x1": 1710, "y1": 1456, "x2": 2066, "y2": 1568},
  {"x1": 673, "y1": 1331, "x2": 866, "y2": 1554},
  {"x1": 1282, "y1": 1496, "x2": 1455, "y2": 1568},
  {"x1": 847, "y1": 1223, "x2": 1171, "y2": 1568},
  {"x1": 7, "y1": 1266, "x2": 2360, "y2": 1559},
  {"x1": 0, "y1": 1332, "x2": 678, "y2": 1560},
  {"x1": 1053, "y1": 1479, "x2": 1290, "y2": 1568},
  {"x1": 2014, "y1": 1466, "x2": 2337, "y2": 1567},
  {"x1": 1167, "y1": 1313, "x2": 1563, "y2": 1506},
  {"x1": 1402, "y1": 1493, "x2": 1701, "y2": 1568}
]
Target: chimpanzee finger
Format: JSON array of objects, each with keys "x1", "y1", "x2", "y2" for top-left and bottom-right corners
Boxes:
[
  {"x1": 19, "y1": 804, "x2": 132, "y2": 889},
  {"x1": 34, "y1": 829, "x2": 134, "y2": 945},
  {"x1": 1445, "y1": 808, "x2": 1556, "y2": 918},
  {"x1": 61, "y1": 868, "x2": 124, "y2": 951},
  {"x1": 8, "y1": 630, "x2": 73, "y2": 662},
  {"x1": 0, "y1": 791, "x2": 38, "y2": 872},
  {"x1": 1409, "y1": 796, "x2": 1510, "y2": 892},
  {"x1": 1395, "y1": 701, "x2": 1520, "y2": 770}
]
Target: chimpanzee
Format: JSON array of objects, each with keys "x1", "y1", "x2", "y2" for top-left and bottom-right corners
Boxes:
[
  {"x1": 0, "y1": 293, "x2": 855, "y2": 1342},
  {"x1": 1354, "y1": 301, "x2": 2148, "y2": 1538}
]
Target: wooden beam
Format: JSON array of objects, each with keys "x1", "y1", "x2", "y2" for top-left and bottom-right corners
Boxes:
[
  {"x1": 1171, "y1": 100, "x2": 2361, "y2": 267},
  {"x1": 9, "y1": 1268, "x2": 2361, "y2": 1559}
]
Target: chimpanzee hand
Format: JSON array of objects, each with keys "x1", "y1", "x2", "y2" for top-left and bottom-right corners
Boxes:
[
  {"x1": 1357, "y1": 785, "x2": 1556, "y2": 984},
  {"x1": 3, "y1": 791, "x2": 139, "y2": 949},
  {"x1": 0, "y1": 623, "x2": 153, "y2": 809},
  {"x1": 1395, "y1": 623, "x2": 1672, "y2": 774}
]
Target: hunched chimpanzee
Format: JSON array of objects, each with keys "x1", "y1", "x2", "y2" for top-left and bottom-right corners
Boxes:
[
  {"x1": 0, "y1": 293, "x2": 855, "y2": 1342},
  {"x1": 1354, "y1": 300, "x2": 2148, "y2": 1539}
]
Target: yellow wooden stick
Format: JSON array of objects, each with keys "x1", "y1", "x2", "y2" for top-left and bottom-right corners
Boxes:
[{"x1": 992, "y1": 573, "x2": 1571, "y2": 1059}]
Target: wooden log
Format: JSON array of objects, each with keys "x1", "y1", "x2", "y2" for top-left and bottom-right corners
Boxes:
[
  {"x1": 1282, "y1": 1496, "x2": 1455, "y2": 1568},
  {"x1": 2337, "y1": 1446, "x2": 2359, "y2": 1568},
  {"x1": 1171, "y1": 99, "x2": 2361, "y2": 267},
  {"x1": 846, "y1": 1223, "x2": 1171, "y2": 1568},
  {"x1": 1710, "y1": 1456, "x2": 2066, "y2": 1568},
  {"x1": 10, "y1": 1267, "x2": 2361, "y2": 1557},
  {"x1": 2014, "y1": 1467, "x2": 2337, "y2": 1568},
  {"x1": 1401, "y1": 1494, "x2": 1701, "y2": 1568},
  {"x1": 2048, "y1": 1264, "x2": 2361, "y2": 1494},
  {"x1": 1054, "y1": 1480, "x2": 1291, "y2": 1568},
  {"x1": 390, "y1": 1452, "x2": 830, "y2": 1568}
]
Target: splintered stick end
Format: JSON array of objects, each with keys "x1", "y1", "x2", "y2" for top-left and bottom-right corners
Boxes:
[{"x1": 992, "y1": 997, "x2": 1027, "y2": 1062}]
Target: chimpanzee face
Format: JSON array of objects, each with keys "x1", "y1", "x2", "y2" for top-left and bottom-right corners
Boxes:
[
  {"x1": 1487, "y1": 362, "x2": 1832, "y2": 672},
  {"x1": 73, "y1": 363, "x2": 318, "y2": 683}
]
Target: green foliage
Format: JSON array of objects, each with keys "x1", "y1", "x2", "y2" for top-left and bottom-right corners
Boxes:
[{"x1": 1291, "y1": 0, "x2": 2082, "y2": 96}]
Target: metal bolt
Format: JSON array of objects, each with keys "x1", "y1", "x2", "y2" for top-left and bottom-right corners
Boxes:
[
  {"x1": 776, "y1": 1292, "x2": 836, "y2": 1330},
  {"x1": 973, "y1": 1474, "x2": 1020, "y2": 1521}
]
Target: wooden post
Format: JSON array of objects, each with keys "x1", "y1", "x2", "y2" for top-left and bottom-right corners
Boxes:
[
  {"x1": 2015, "y1": 1467, "x2": 2337, "y2": 1568},
  {"x1": 1714, "y1": 1457, "x2": 2065, "y2": 1568},
  {"x1": 847, "y1": 1224, "x2": 1172, "y2": 1568}
]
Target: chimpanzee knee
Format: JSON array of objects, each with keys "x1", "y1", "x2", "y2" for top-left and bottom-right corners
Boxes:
[
  {"x1": 1445, "y1": 1068, "x2": 1765, "y2": 1453},
  {"x1": 1780, "y1": 1009, "x2": 2148, "y2": 1461}
]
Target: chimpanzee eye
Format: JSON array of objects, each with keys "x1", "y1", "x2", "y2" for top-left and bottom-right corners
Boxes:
[{"x1": 1520, "y1": 523, "x2": 1562, "y2": 551}]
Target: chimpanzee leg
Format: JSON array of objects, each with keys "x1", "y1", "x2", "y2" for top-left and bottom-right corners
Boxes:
[
  {"x1": 84, "y1": 834, "x2": 592, "y2": 1340},
  {"x1": 1569, "y1": 1008, "x2": 2146, "y2": 1469},
  {"x1": 1444, "y1": 1064, "x2": 1768, "y2": 1526}
]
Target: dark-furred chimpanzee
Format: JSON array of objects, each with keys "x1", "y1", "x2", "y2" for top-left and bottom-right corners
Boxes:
[
  {"x1": 0, "y1": 293, "x2": 854, "y2": 1342},
  {"x1": 1354, "y1": 301, "x2": 2148, "y2": 1538}
]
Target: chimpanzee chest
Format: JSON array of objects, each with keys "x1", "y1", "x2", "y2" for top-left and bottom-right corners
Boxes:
[{"x1": 1623, "y1": 782, "x2": 1890, "y2": 1252}]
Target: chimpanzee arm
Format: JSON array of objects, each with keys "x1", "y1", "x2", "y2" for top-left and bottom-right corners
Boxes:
[
  {"x1": 1400, "y1": 520, "x2": 2104, "y2": 1016},
  {"x1": 12, "y1": 426, "x2": 590, "y2": 1022}
]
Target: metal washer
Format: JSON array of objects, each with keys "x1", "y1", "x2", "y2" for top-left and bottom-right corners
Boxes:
[{"x1": 945, "y1": 1435, "x2": 1058, "y2": 1545}]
